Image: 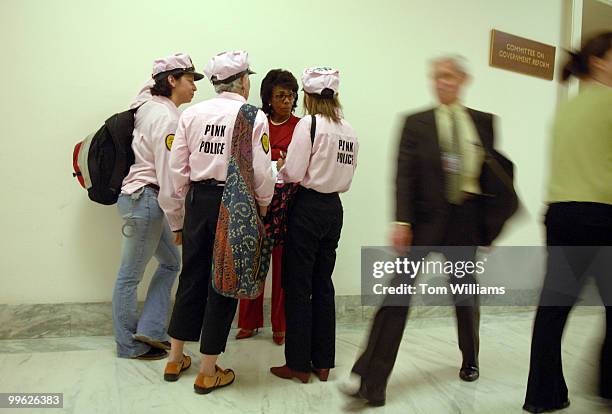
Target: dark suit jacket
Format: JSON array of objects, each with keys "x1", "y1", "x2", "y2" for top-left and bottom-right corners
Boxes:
[{"x1": 395, "y1": 107, "x2": 497, "y2": 246}]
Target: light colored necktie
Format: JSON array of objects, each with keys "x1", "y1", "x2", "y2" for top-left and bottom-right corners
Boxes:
[{"x1": 446, "y1": 109, "x2": 463, "y2": 204}]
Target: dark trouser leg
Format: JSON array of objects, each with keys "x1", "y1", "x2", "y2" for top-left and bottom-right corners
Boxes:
[
  {"x1": 525, "y1": 202, "x2": 612, "y2": 409},
  {"x1": 352, "y1": 247, "x2": 427, "y2": 399},
  {"x1": 443, "y1": 200, "x2": 483, "y2": 368},
  {"x1": 446, "y1": 246, "x2": 480, "y2": 368},
  {"x1": 167, "y1": 185, "x2": 221, "y2": 341},
  {"x1": 525, "y1": 305, "x2": 573, "y2": 408},
  {"x1": 525, "y1": 245, "x2": 580, "y2": 409},
  {"x1": 282, "y1": 193, "x2": 319, "y2": 372},
  {"x1": 525, "y1": 204, "x2": 574, "y2": 409},
  {"x1": 352, "y1": 306, "x2": 410, "y2": 401},
  {"x1": 311, "y1": 203, "x2": 342, "y2": 370},
  {"x1": 200, "y1": 288, "x2": 238, "y2": 355},
  {"x1": 455, "y1": 304, "x2": 480, "y2": 367}
]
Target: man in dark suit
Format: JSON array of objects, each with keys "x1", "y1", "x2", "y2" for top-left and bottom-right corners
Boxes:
[{"x1": 345, "y1": 56, "x2": 506, "y2": 406}]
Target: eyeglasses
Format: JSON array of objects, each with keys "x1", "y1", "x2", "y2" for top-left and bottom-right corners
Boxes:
[{"x1": 272, "y1": 92, "x2": 296, "y2": 101}]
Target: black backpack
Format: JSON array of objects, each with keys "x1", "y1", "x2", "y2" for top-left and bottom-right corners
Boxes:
[{"x1": 72, "y1": 107, "x2": 140, "y2": 205}]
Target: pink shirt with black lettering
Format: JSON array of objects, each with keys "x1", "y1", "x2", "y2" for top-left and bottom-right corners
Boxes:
[
  {"x1": 279, "y1": 114, "x2": 358, "y2": 193},
  {"x1": 167, "y1": 92, "x2": 275, "y2": 231}
]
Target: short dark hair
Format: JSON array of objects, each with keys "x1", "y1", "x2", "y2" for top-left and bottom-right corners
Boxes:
[
  {"x1": 260, "y1": 69, "x2": 299, "y2": 116},
  {"x1": 150, "y1": 71, "x2": 187, "y2": 97},
  {"x1": 562, "y1": 31, "x2": 612, "y2": 82}
]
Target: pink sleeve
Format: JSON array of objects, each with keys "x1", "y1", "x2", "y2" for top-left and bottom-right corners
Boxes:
[
  {"x1": 279, "y1": 117, "x2": 311, "y2": 183},
  {"x1": 251, "y1": 111, "x2": 275, "y2": 206},
  {"x1": 166, "y1": 113, "x2": 192, "y2": 231},
  {"x1": 148, "y1": 114, "x2": 185, "y2": 232}
]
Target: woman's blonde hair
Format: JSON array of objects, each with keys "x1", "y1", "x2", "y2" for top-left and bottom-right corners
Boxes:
[{"x1": 303, "y1": 93, "x2": 342, "y2": 123}]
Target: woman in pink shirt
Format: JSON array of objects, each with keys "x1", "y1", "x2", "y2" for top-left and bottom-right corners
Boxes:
[
  {"x1": 112, "y1": 54, "x2": 202, "y2": 360},
  {"x1": 270, "y1": 67, "x2": 359, "y2": 383}
]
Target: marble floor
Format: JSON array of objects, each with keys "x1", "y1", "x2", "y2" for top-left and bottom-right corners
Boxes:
[{"x1": 0, "y1": 308, "x2": 610, "y2": 414}]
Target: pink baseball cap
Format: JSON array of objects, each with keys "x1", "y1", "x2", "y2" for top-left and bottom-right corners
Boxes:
[
  {"x1": 302, "y1": 67, "x2": 339, "y2": 97},
  {"x1": 204, "y1": 50, "x2": 255, "y2": 84},
  {"x1": 151, "y1": 53, "x2": 204, "y2": 81}
]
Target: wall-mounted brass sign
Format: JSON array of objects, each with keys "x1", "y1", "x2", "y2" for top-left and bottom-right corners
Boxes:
[{"x1": 490, "y1": 29, "x2": 556, "y2": 80}]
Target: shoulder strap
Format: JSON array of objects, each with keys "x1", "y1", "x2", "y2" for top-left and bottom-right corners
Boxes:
[
  {"x1": 240, "y1": 103, "x2": 259, "y2": 126},
  {"x1": 310, "y1": 115, "x2": 316, "y2": 144},
  {"x1": 129, "y1": 102, "x2": 145, "y2": 114},
  {"x1": 230, "y1": 103, "x2": 259, "y2": 164},
  {"x1": 105, "y1": 109, "x2": 138, "y2": 192}
]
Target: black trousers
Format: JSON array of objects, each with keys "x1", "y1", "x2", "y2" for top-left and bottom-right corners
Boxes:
[
  {"x1": 282, "y1": 187, "x2": 343, "y2": 372},
  {"x1": 167, "y1": 183, "x2": 238, "y2": 355},
  {"x1": 525, "y1": 202, "x2": 612, "y2": 408},
  {"x1": 352, "y1": 199, "x2": 484, "y2": 399}
]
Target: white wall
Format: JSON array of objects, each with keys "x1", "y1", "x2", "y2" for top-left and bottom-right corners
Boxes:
[{"x1": 0, "y1": 0, "x2": 565, "y2": 305}]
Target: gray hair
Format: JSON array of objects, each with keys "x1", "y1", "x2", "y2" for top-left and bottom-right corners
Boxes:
[
  {"x1": 213, "y1": 77, "x2": 244, "y2": 94},
  {"x1": 430, "y1": 54, "x2": 470, "y2": 75}
]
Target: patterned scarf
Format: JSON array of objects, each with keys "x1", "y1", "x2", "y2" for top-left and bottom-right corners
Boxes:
[{"x1": 212, "y1": 104, "x2": 272, "y2": 299}]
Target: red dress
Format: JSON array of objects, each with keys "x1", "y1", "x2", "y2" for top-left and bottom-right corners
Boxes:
[{"x1": 238, "y1": 115, "x2": 300, "y2": 333}]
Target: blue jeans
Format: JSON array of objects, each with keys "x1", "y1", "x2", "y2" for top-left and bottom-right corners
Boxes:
[{"x1": 112, "y1": 187, "x2": 180, "y2": 358}]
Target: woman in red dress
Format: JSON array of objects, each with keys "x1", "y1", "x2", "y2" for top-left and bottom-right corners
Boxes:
[{"x1": 236, "y1": 69, "x2": 300, "y2": 345}]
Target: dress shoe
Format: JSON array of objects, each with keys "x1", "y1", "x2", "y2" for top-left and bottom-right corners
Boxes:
[
  {"x1": 194, "y1": 365, "x2": 235, "y2": 394},
  {"x1": 459, "y1": 365, "x2": 479, "y2": 382},
  {"x1": 312, "y1": 368, "x2": 330, "y2": 381},
  {"x1": 270, "y1": 364, "x2": 310, "y2": 383},
  {"x1": 133, "y1": 334, "x2": 171, "y2": 350},
  {"x1": 359, "y1": 382, "x2": 386, "y2": 407},
  {"x1": 522, "y1": 400, "x2": 570, "y2": 413},
  {"x1": 163, "y1": 354, "x2": 191, "y2": 382},
  {"x1": 133, "y1": 347, "x2": 168, "y2": 360},
  {"x1": 235, "y1": 328, "x2": 258, "y2": 340},
  {"x1": 273, "y1": 331, "x2": 285, "y2": 345}
]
